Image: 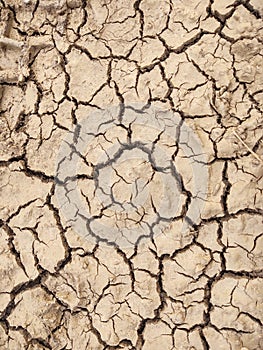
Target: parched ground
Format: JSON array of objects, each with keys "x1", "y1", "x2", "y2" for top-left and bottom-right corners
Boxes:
[{"x1": 0, "y1": 0, "x2": 263, "y2": 349}]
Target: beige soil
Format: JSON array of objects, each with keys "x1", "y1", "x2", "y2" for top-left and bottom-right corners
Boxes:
[{"x1": 0, "y1": 0, "x2": 263, "y2": 349}]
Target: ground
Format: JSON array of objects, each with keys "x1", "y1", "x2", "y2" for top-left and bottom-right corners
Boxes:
[{"x1": 0, "y1": 0, "x2": 262, "y2": 349}]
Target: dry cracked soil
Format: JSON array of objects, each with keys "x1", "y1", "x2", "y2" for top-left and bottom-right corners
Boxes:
[{"x1": 0, "y1": 0, "x2": 263, "y2": 349}]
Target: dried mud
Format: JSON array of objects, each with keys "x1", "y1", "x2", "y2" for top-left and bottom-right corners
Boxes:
[{"x1": 0, "y1": 0, "x2": 263, "y2": 349}]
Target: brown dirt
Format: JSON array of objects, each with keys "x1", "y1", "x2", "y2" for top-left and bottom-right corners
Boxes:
[{"x1": 0, "y1": 0, "x2": 262, "y2": 349}]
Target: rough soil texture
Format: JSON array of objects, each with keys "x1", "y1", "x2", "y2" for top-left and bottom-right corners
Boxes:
[{"x1": 0, "y1": 0, "x2": 263, "y2": 349}]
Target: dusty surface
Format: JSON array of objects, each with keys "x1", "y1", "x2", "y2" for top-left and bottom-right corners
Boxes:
[{"x1": 0, "y1": 0, "x2": 263, "y2": 349}]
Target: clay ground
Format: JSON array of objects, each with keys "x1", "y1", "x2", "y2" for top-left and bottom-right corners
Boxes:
[{"x1": 0, "y1": 0, "x2": 263, "y2": 349}]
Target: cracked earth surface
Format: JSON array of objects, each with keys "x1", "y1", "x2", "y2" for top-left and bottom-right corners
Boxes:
[{"x1": 0, "y1": 0, "x2": 263, "y2": 349}]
